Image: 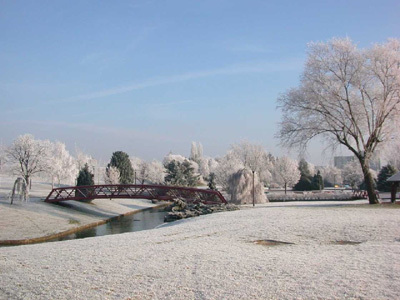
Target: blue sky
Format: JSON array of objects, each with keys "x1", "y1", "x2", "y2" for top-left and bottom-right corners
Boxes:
[{"x1": 1, "y1": 0, "x2": 399, "y2": 165}]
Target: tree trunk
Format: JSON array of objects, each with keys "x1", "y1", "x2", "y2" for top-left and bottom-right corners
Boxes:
[
  {"x1": 284, "y1": 182, "x2": 287, "y2": 195},
  {"x1": 391, "y1": 182, "x2": 398, "y2": 203},
  {"x1": 25, "y1": 175, "x2": 30, "y2": 190},
  {"x1": 360, "y1": 160, "x2": 379, "y2": 204}
]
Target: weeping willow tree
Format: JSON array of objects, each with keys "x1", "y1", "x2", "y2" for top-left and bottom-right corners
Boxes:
[
  {"x1": 10, "y1": 177, "x2": 28, "y2": 204},
  {"x1": 227, "y1": 169, "x2": 267, "y2": 205}
]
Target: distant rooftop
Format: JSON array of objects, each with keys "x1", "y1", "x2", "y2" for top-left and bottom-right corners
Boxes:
[{"x1": 387, "y1": 171, "x2": 400, "y2": 182}]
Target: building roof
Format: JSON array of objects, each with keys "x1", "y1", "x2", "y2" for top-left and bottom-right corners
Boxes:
[{"x1": 387, "y1": 171, "x2": 400, "y2": 182}]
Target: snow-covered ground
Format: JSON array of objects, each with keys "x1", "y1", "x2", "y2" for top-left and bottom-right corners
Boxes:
[{"x1": 1, "y1": 200, "x2": 400, "y2": 299}]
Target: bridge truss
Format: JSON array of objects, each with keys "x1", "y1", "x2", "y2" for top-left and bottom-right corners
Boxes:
[{"x1": 45, "y1": 184, "x2": 227, "y2": 205}]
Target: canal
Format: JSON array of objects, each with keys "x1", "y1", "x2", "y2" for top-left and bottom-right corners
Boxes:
[{"x1": 50, "y1": 206, "x2": 168, "y2": 243}]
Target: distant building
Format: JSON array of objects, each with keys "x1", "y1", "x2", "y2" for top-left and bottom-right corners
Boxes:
[{"x1": 334, "y1": 156, "x2": 355, "y2": 169}]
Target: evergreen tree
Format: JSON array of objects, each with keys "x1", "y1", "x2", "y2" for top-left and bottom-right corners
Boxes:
[
  {"x1": 108, "y1": 151, "x2": 134, "y2": 184},
  {"x1": 208, "y1": 172, "x2": 217, "y2": 190},
  {"x1": 377, "y1": 164, "x2": 397, "y2": 192},
  {"x1": 164, "y1": 160, "x2": 199, "y2": 187},
  {"x1": 311, "y1": 170, "x2": 324, "y2": 190},
  {"x1": 293, "y1": 159, "x2": 313, "y2": 191},
  {"x1": 76, "y1": 163, "x2": 94, "y2": 186}
]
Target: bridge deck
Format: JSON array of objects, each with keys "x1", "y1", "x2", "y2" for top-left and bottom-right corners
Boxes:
[{"x1": 45, "y1": 184, "x2": 227, "y2": 205}]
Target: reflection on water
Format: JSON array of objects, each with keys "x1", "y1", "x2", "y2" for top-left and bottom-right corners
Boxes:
[{"x1": 52, "y1": 207, "x2": 167, "y2": 242}]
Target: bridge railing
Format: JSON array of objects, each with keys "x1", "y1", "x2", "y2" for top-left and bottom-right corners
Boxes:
[{"x1": 45, "y1": 184, "x2": 227, "y2": 205}]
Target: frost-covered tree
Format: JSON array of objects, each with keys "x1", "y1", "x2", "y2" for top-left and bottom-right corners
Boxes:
[
  {"x1": 131, "y1": 159, "x2": 165, "y2": 185},
  {"x1": 163, "y1": 153, "x2": 186, "y2": 165},
  {"x1": 163, "y1": 153, "x2": 200, "y2": 179},
  {"x1": 277, "y1": 38, "x2": 400, "y2": 204},
  {"x1": 5, "y1": 134, "x2": 52, "y2": 189},
  {"x1": 228, "y1": 169, "x2": 267, "y2": 204},
  {"x1": 208, "y1": 157, "x2": 219, "y2": 174},
  {"x1": 49, "y1": 142, "x2": 77, "y2": 187},
  {"x1": 108, "y1": 151, "x2": 134, "y2": 184},
  {"x1": 0, "y1": 144, "x2": 6, "y2": 174},
  {"x1": 342, "y1": 160, "x2": 364, "y2": 189},
  {"x1": 231, "y1": 141, "x2": 270, "y2": 206},
  {"x1": 381, "y1": 140, "x2": 400, "y2": 171},
  {"x1": 104, "y1": 166, "x2": 120, "y2": 184},
  {"x1": 190, "y1": 141, "x2": 204, "y2": 163},
  {"x1": 317, "y1": 165, "x2": 343, "y2": 187},
  {"x1": 164, "y1": 160, "x2": 199, "y2": 187},
  {"x1": 214, "y1": 151, "x2": 244, "y2": 192},
  {"x1": 146, "y1": 160, "x2": 166, "y2": 184},
  {"x1": 75, "y1": 147, "x2": 97, "y2": 172},
  {"x1": 129, "y1": 156, "x2": 146, "y2": 184},
  {"x1": 197, "y1": 157, "x2": 210, "y2": 179},
  {"x1": 275, "y1": 156, "x2": 301, "y2": 194},
  {"x1": 130, "y1": 156, "x2": 143, "y2": 171}
]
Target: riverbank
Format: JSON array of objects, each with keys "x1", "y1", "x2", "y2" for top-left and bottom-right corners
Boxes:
[
  {"x1": 1, "y1": 200, "x2": 400, "y2": 299},
  {"x1": 0, "y1": 196, "x2": 164, "y2": 245},
  {"x1": 0, "y1": 176, "x2": 168, "y2": 245}
]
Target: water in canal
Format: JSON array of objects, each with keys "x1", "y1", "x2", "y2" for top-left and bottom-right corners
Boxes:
[{"x1": 51, "y1": 207, "x2": 167, "y2": 243}]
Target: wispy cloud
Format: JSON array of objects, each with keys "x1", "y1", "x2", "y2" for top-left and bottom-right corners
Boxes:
[
  {"x1": 79, "y1": 26, "x2": 156, "y2": 70},
  {"x1": 51, "y1": 58, "x2": 303, "y2": 104}
]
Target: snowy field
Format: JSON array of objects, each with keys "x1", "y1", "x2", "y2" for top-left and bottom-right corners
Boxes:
[{"x1": 1, "y1": 200, "x2": 400, "y2": 299}]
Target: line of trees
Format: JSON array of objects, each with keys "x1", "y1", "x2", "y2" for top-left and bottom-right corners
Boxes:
[{"x1": 2, "y1": 134, "x2": 398, "y2": 203}]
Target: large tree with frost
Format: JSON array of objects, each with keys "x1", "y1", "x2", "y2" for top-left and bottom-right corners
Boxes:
[
  {"x1": 49, "y1": 142, "x2": 77, "y2": 187},
  {"x1": 146, "y1": 160, "x2": 166, "y2": 184},
  {"x1": 5, "y1": 134, "x2": 52, "y2": 189},
  {"x1": 130, "y1": 157, "x2": 166, "y2": 184},
  {"x1": 277, "y1": 38, "x2": 400, "y2": 204}
]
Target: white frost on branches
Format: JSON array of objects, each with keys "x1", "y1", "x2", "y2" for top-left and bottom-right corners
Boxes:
[
  {"x1": 317, "y1": 165, "x2": 343, "y2": 186},
  {"x1": 49, "y1": 142, "x2": 77, "y2": 187},
  {"x1": 274, "y1": 156, "x2": 301, "y2": 192},
  {"x1": 146, "y1": 160, "x2": 166, "y2": 184},
  {"x1": 227, "y1": 169, "x2": 267, "y2": 204},
  {"x1": 104, "y1": 166, "x2": 120, "y2": 184},
  {"x1": 4, "y1": 134, "x2": 52, "y2": 189},
  {"x1": 190, "y1": 142, "x2": 203, "y2": 163},
  {"x1": 215, "y1": 151, "x2": 244, "y2": 192},
  {"x1": 130, "y1": 156, "x2": 166, "y2": 184},
  {"x1": 75, "y1": 147, "x2": 97, "y2": 174},
  {"x1": 342, "y1": 160, "x2": 376, "y2": 189}
]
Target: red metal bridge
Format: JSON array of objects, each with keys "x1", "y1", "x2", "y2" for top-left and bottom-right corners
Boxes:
[{"x1": 45, "y1": 184, "x2": 227, "y2": 205}]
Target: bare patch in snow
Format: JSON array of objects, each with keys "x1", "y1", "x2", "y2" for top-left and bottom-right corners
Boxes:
[
  {"x1": 253, "y1": 239, "x2": 295, "y2": 246},
  {"x1": 331, "y1": 240, "x2": 363, "y2": 245}
]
